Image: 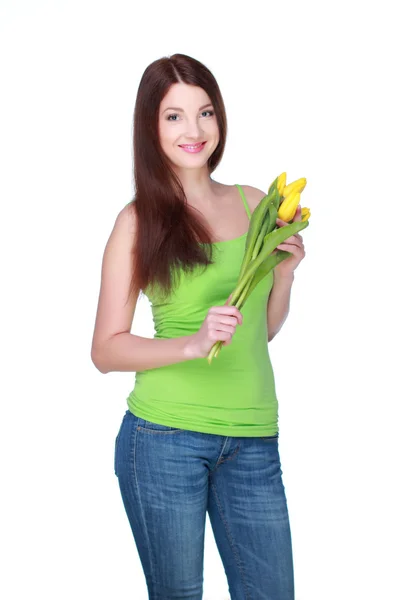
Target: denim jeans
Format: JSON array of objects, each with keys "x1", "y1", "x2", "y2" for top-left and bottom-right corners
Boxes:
[{"x1": 114, "y1": 409, "x2": 295, "y2": 600}]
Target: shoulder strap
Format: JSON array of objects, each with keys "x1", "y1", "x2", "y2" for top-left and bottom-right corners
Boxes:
[{"x1": 235, "y1": 184, "x2": 252, "y2": 220}]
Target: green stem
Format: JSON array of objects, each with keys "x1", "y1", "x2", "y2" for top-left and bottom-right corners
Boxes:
[
  {"x1": 207, "y1": 340, "x2": 222, "y2": 363},
  {"x1": 252, "y1": 213, "x2": 270, "y2": 259},
  {"x1": 237, "y1": 189, "x2": 278, "y2": 283},
  {"x1": 232, "y1": 219, "x2": 309, "y2": 307},
  {"x1": 206, "y1": 222, "x2": 308, "y2": 366},
  {"x1": 207, "y1": 250, "x2": 293, "y2": 364},
  {"x1": 237, "y1": 277, "x2": 253, "y2": 309}
]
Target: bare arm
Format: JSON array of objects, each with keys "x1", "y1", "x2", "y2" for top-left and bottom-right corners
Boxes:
[
  {"x1": 266, "y1": 272, "x2": 295, "y2": 342},
  {"x1": 92, "y1": 332, "x2": 194, "y2": 374},
  {"x1": 90, "y1": 204, "x2": 193, "y2": 374}
]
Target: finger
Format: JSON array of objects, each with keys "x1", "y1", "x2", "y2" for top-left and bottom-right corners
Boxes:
[
  {"x1": 276, "y1": 217, "x2": 288, "y2": 227},
  {"x1": 293, "y1": 205, "x2": 302, "y2": 222},
  {"x1": 285, "y1": 234, "x2": 302, "y2": 244},
  {"x1": 279, "y1": 236, "x2": 303, "y2": 248},
  {"x1": 277, "y1": 243, "x2": 305, "y2": 256},
  {"x1": 277, "y1": 240, "x2": 303, "y2": 251},
  {"x1": 224, "y1": 293, "x2": 233, "y2": 305}
]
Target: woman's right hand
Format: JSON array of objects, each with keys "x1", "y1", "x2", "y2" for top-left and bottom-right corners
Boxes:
[{"x1": 183, "y1": 294, "x2": 243, "y2": 360}]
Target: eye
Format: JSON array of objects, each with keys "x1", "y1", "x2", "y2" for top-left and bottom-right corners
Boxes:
[{"x1": 166, "y1": 110, "x2": 214, "y2": 122}]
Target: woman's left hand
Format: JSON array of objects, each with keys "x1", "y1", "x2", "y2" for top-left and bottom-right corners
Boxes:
[{"x1": 273, "y1": 205, "x2": 306, "y2": 278}]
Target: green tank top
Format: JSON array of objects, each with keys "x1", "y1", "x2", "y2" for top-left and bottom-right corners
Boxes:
[{"x1": 126, "y1": 184, "x2": 278, "y2": 437}]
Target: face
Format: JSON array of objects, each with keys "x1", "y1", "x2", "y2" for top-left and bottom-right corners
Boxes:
[{"x1": 158, "y1": 83, "x2": 220, "y2": 171}]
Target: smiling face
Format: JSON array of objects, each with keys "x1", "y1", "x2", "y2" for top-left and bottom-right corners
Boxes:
[{"x1": 158, "y1": 83, "x2": 220, "y2": 172}]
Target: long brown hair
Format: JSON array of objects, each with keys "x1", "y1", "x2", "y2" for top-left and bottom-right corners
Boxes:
[{"x1": 127, "y1": 53, "x2": 228, "y2": 304}]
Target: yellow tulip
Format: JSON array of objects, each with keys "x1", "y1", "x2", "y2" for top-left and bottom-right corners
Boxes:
[
  {"x1": 278, "y1": 191, "x2": 301, "y2": 222},
  {"x1": 301, "y1": 207, "x2": 311, "y2": 221},
  {"x1": 283, "y1": 177, "x2": 307, "y2": 198},
  {"x1": 277, "y1": 172, "x2": 287, "y2": 196}
]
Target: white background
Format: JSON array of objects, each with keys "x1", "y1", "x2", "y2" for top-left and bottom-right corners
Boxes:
[{"x1": 1, "y1": 1, "x2": 399, "y2": 599}]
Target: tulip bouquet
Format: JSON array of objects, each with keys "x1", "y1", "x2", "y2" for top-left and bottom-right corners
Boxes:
[{"x1": 207, "y1": 172, "x2": 311, "y2": 364}]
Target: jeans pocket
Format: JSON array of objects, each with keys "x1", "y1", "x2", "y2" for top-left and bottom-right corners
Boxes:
[{"x1": 137, "y1": 417, "x2": 184, "y2": 434}]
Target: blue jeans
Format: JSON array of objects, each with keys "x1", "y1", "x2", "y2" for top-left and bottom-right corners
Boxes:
[{"x1": 114, "y1": 409, "x2": 295, "y2": 600}]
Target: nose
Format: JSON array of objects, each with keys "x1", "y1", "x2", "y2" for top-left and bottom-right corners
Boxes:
[{"x1": 184, "y1": 118, "x2": 204, "y2": 139}]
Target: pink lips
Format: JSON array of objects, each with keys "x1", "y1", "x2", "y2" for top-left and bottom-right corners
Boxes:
[{"x1": 179, "y1": 142, "x2": 207, "y2": 154}]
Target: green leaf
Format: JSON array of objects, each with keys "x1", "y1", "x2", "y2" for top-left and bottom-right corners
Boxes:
[
  {"x1": 237, "y1": 251, "x2": 291, "y2": 309},
  {"x1": 232, "y1": 218, "x2": 309, "y2": 305},
  {"x1": 266, "y1": 204, "x2": 277, "y2": 234},
  {"x1": 237, "y1": 188, "x2": 278, "y2": 281},
  {"x1": 268, "y1": 176, "x2": 278, "y2": 195}
]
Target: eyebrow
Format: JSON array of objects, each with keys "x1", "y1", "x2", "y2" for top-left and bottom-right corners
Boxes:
[{"x1": 162, "y1": 103, "x2": 213, "y2": 114}]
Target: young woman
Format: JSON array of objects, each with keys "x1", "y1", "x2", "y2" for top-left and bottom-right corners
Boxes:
[{"x1": 91, "y1": 53, "x2": 306, "y2": 600}]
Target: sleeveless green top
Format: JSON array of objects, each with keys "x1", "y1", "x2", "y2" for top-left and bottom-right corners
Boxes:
[{"x1": 126, "y1": 184, "x2": 278, "y2": 437}]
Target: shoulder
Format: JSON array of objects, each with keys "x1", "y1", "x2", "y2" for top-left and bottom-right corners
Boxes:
[
  {"x1": 102, "y1": 201, "x2": 138, "y2": 260},
  {"x1": 240, "y1": 184, "x2": 268, "y2": 212},
  {"x1": 114, "y1": 200, "x2": 138, "y2": 238}
]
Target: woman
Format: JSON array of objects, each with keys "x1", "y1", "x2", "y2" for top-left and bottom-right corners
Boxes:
[{"x1": 91, "y1": 53, "x2": 306, "y2": 600}]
